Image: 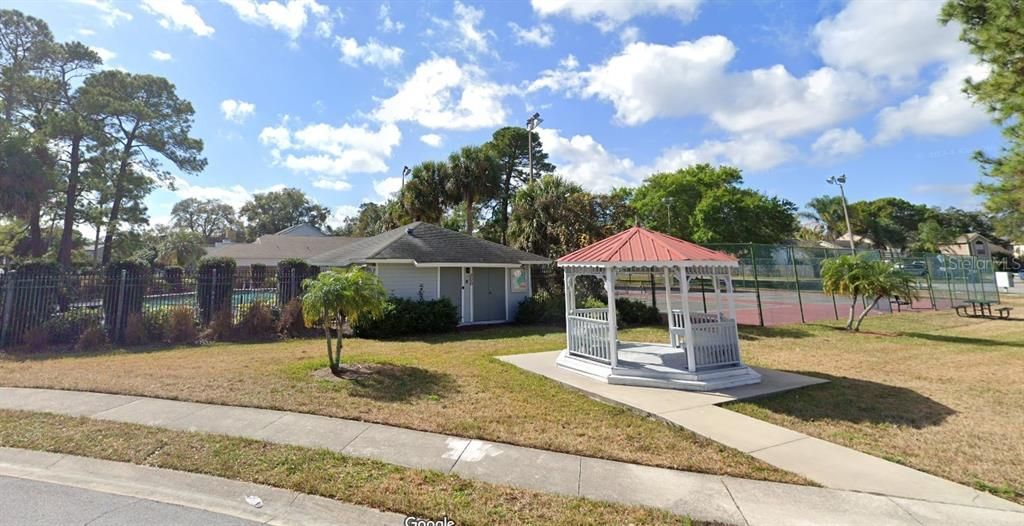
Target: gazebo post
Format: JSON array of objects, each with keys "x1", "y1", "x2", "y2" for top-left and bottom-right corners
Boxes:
[
  {"x1": 564, "y1": 268, "x2": 573, "y2": 352},
  {"x1": 713, "y1": 273, "x2": 723, "y2": 317},
  {"x1": 678, "y1": 265, "x2": 697, "y2": 372},
  {"x1": 726, "y1": 273, "x2": 737, "y2": 321},
  {"x1": 606, "y1": 266, "x2": 618, "y2": 368},
  {"x1": 663, "y1": 267, "x2": 674, "y2": 346}
]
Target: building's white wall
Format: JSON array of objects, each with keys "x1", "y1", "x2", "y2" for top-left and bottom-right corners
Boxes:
[{"x1": 377, "y1": 263, "x2": 439, "y2": 301}]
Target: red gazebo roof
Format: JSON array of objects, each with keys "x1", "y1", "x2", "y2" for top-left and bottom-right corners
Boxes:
[{"x1": 558, "y1": 226, "x2": 736, "y2": 264}]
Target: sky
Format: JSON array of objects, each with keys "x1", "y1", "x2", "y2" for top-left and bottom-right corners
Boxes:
[{"x1": 10, "y1": 0, "x2": 1003, "y2": 230}]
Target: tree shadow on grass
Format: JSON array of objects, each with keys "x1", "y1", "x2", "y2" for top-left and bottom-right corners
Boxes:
[
  {"x1": 738, "y1": 325, "x2": 816, "y2": 341},
  {"x1": 737, "y1": 371, "x2": 956, "y2": 429},
  {"x1": 899, "y1": 332, "x2": 1024, "y2": 349},
  {"x1": 314, "y1": 364, "x2": 459, "y2": 403}
]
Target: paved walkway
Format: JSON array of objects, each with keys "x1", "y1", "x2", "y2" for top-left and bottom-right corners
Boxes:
[
  {"x1": 500, "y1": 351, "x2": 1020, "y2": 512},
  {"x1": 0, "y1": 447, "x2": 403, "y2": 525},
  {"x1": 1, "y1": 387, "x2": 1021, "y2": 526}
]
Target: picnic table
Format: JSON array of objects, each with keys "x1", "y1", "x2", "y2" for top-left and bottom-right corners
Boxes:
[{"x1": 955, "y1": 300, "x2": 1013, "y2": 319}]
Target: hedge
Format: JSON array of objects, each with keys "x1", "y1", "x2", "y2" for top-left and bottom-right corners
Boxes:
[
  {"x1": 103, "y1": 260, "x2": 150, "y2": 342},
  {"x1": 251, "y1": 263, "x2": 267, "y2": 287},
  {"x1": 515, "y1": 292, "x2": 661, "y2": 327},
  {"x1": 2, "y1": 260, "x2": 61, "y2": 345},
  {"x1": 196, "y1": 257, "x2": 236, "y2": 325},
  {"x1": 352, "y1": 297, "x2": 459, "y2": 338},
  {"x1": 277, "y1": 258, "x2": 313, "y2": 306}
]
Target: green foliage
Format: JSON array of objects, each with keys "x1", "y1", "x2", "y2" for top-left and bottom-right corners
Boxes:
[
  {"x1": 515, "y1": 291, "x2": 566, "y2": 325},
  {"x1": 171, "y1": 197, "x2": 238, "y2": 241},
  {"x1": 913, "y1": 219, "x2": 956, "y2": 253},
  {"x1": 509, "y1": 174, "x2": 602, "y2": 264},
  {"x1": 849, "y1": 198, "x2": 931, "y2": 251},
  {"x1": 822, "y1": 255, "x2": 919, "y2": 331},
  {"x1": 38, "y1": 309, "x2": 102, "y2": 344},
  {"x1": 102, "y1": 259, "x2": 149, "y2": 342},
  {"x1": 941, "y1": 0, "x2": 1024, "y2": 241},
  {"x1": 239, "y1": 188, "x2": 329, "y2": 239},
  {"x1": 163, "y1": 266, "x2": 183, "y2": 290},
  {"x1": 250, "y1": 263, "x2": 267, "y2": 287},
  {"x1": 5, "y1": 260, "x2": 60, "y2": 344},
  {"x1": 487, "y1": 126, "x2": 556, "y2": 243},
  {"x1": 277, "y1": 258, "x2": 313, "y2": 305},
  {"x1": 402, "y1": 161, "x2": 450, "y2": 223},
  {"x1": 302, "y1": 267, "x2": 388, "y2": 373},
  {"x1": 196, "y1": 256, "x2": 236, "y2": 325},
  {"x1": 351, "y1": 297, "x2": 460, "y2": 338},
  {"x1": 446, "y1": 145, "x2": 501, "y2": 235},
  {"x1": 614, "y1": 298, "x2": 662, "y2": 326},
  {"x1": 162, "y1": 306, "x2": 198, "y2": 344}
]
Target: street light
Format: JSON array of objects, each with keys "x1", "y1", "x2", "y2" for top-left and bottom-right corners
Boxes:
[
  {"x1": 526, "y1": 112, "x2": 542, "y2": 181},
  {"x1": 401, "y1": 165, "x2": 411, "y2": 194},
  {"x1": 826, "y1": 174, "x2": 855, "y2": 252}
]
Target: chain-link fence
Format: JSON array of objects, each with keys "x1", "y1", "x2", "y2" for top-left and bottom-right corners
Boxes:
[
  {"x1": 612, "y1": 244, "x2": 999, "y2": 327},
  {"x1": 0, "y1": 265, "x2": 318, "y2": 347}
]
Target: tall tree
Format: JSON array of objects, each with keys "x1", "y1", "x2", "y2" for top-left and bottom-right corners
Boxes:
[
  {"x1": 401, "y1": 160, "x2": 449, "y2": 223},
  {"x1": 171, "y1": 197, "x2": 237, "y2": 241},
  {"x1": 508, "y1": 175, "x2": 601, "y2": 259},
  {"x1": 79, "y1": 70, "x2": 206, "y2": 264},
  {"x1": 445, "y1": 145, "x2": 500, "y2": 236},
  {"x1": 0, "y1": 9, "x2": 53, "y2": 125},
  {"x1": 691, "y1": 187, "x2": 798, "y2": 244},
  {"x1": 941, "y1": 0, "x2": 1024, "y2": 242},
  {"x1": 486, "y1": 127, "x2": 554, "y2": 243},
  {"x1": 802, "y1": 195, "x2": 848, "y2": 241},
  {"x1": 239, "y1": 187, "x2": 329, "y2": 238},
  {"x1": 850, "y1": 198, "x2": 930, "y2": 251}
]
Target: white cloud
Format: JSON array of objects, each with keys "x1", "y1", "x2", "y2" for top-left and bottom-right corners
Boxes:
[
  {"x1": 436, "y1": 1, "x2": 495, "y2": 56},
  {"x1": 141, "y1": 0, "x2": 215, "y2": 37},
  {"x1": 875, "y1": 62, "x2": 990, "y2": 144},
  {"x1": 653, "y1": 136, "x2": 797, "y2": 173},
  {"x1": 150, "y1": 50, "x2": 173, "y2": 61},
  {"x1": 814, "y1": 0, "x2": 966, "y2": 81},
  {"x1": 509, "y1": 22, "x2": 554, "y2": 47},
  {"x1": 72, "y1": 0, "x2": 132, "y2": 26},
  {"x1": 420, "y1": 134, "x2": 443, "y2": 147},
  {"x1": 531, "y1": 0, "x2": 701, "y2": 31},
  {"x1": 812, "y1": 128, "x2": 867, "y2": 159},
  {"x1": 373, "y1": 57, "x2": 512, "y2": 131},
  {"x1": 619, "y1": 25, "x2": 640, "y2": 45},
  {"x1": 89, "y1": 46, "x2": 116, "y2": 62},
  {"x1": 373, "y1": 177, "x2": 403, "y2": 199},
  {"x1": 78, "y1": 28, "x2": 96, "y2": 36},
  {"x1": 170, "y1": 177, "x2": 254, "y2": 210},
  {"x1": 221, "y1": 0, "x2": 329, "y2": 39},
  {"x1": 378, "y1": 2, "x2": 404, "y2": 33},
  {"x1": 529, "y1": 35, "x2": 877, "y2": 138},
  {"x1": 335, "y1": 37, "x2": 403, "y2": 68},
  {"x1": 220, "y1": 99, "x2": 256, "y2": 123},
  {"x1": 536, "y1": 127, "x2": 642, "y2": 192},
  {"x1": 560, "y1": 54, "x2": 579, "y2": 70},
  {"x1": 259, "y1": 122, "x2": 401, "y2": 192},
  {"x1": 327, "y1": 205, "x2": 360, "y2": 228}
]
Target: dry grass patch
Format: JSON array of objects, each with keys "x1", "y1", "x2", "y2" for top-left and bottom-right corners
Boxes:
[
  {"x1": 0, "y1": 410, "x2": 712, "y2": 526},
  {"x1": 720, "y1": 295, "x2": 1024, "y2": 504},
  {"x1": 0, "y1": 326, "x2": 801, "y2": 485}
]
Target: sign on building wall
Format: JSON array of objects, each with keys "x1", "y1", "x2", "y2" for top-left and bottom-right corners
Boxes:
[{"x1": 510, "y1": 268, "x2": 528, "y2": 292}]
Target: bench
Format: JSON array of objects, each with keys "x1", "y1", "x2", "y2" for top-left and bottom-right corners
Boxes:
[
  {"x1": 996, "y1": 307, "x2": 1013, "y2": 319},
  {"x1": 890, "y1": 296, "x2": 912, "y2": 313},
  {"x1": 954, "y1": 304, "x2": 972, "y2": 317}
]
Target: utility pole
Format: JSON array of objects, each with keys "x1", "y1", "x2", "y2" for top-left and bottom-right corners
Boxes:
[
  {"x1": 827, "y1": 174, "x2": 855, "y2": 252},
  {"x1": 526, "y1": 112, "x2": 542, "y2": 181},
  {"x1": 401, "y1": 165, "x2": 410, "y2": 194}
]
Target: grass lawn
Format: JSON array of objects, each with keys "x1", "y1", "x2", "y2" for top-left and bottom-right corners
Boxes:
[
  {"x1": 0, "y1": 410, "x2": 707, "y2": 526},
  {"x1": 0, "y1": 326, "x2": 799, "y2": 486}
]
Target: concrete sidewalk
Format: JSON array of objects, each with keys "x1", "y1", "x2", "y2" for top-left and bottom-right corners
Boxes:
[
  {"x1": 1, "y1": 387, "x2": 1021, "y2": 526},
  {"x1": 0, "y1": 447, "x2": 403, "y2": 525},
  {"x1": 500, "y1": 350, "x2": 1021, "y2": 512}
]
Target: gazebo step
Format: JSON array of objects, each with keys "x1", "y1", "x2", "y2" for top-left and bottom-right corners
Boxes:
[{"x1": 608, "y1": 368, "x2": 762, "y2": 392}]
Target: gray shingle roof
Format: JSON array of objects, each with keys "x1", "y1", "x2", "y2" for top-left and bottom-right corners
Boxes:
[
  {"x1": 309, "y1": 222, "x2": 550, "y2": 266},
  {"x1": 205, "y1": 235, "x2": 359, "y2": 260},
  {"x1": 274, "y1": 224, "x2": 327, "y2": 237}
]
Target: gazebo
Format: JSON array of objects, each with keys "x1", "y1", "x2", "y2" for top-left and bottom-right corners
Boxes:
[{"x1": 556, "y1": 227, "x2": 762, "y2": 391}]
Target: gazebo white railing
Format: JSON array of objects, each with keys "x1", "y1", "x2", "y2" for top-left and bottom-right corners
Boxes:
[{"x1": 556, "y1": 227, "x2": 761, "y2": 391}]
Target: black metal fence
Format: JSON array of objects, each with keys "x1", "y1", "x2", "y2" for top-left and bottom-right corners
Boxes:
[{"x1": 0, "y1": 265, "x2": 318, "y2": 347}]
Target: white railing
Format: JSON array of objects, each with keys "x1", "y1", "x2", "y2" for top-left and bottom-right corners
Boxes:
[
  {"x1": 671, "y1": 310, "x2": 722, "y2": 327},
  {"x1": 567, "y1": 314, "x2": 611, "y2": 363},
  {"x1": 691, "y1": 318, "x2": 741, "y2": 369},
  {"x1": 571, "y1": 308, "x2": 609, "y2": 321}
]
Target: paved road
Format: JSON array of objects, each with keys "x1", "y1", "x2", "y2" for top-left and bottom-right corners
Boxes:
[{"x1": 0, "y1": 475, "x2": 259, "y2": 526}]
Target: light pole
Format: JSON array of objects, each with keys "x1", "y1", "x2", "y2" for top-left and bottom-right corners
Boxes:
[
  {"x1": 526, "y1": 112, "x2": 542, "y2": 181},
  {"x1": 826, "y1": 174, "x2": 855, "y2": 252},
  {"x1": 401, "y1": 165, "x2": 411, "y2": 194}
]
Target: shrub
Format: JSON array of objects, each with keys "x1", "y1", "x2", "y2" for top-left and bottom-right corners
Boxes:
[
  {"x1": 163, "y1": 306, "x2": 198, "y2": 344},
  {"x1": 196, "y1": 257, "x2": 236, "y2": 325},
  {"x1": 515, "y1": 291, "x2": 565, "y2": 325},
  {"x1": 277, "y1": 297, "x2": 314, "y2": 337},
  {"x1": 235, "y1": 301, "x2": 277, "y2": 341},
  {"x1": 103, "y1": 259, "x2": 149, "y2": 342},
  {"x1": 122, "y1": 313, "x2": 149, "y2": 346},
  {"x1": 22, "y1": 325, "x2": 50, "y2": 350},
  {"x1": 39, "y1": 309, "x2": 103, "y2": 344},
  {"x1": 5, "y1": 259, "x2": 60, "y2": 345},
  {"x1": 203, "y1": 308, "x2": 234, "y2": 341},
  {"x1": 142, "y1": 308, "x2": 171, "y2": 342},
  {"x1": 250, "y1": 264, "x2": 267, "y2": 287},
  {"x1": 277, "y1": 258, "x2": 312, "y2": 306},
  {"x1": 164, "y1": 266, "x2": 183, "y2": 291},
  {"x1": 352, "y1": 297, "x2": 459, "y2": 338},
  {"x1": 615, "y1": 298, "x2": 662, "y2": 326},
  {"x1": 75, "y1": 326, "x2": 107, "y2": 352}
]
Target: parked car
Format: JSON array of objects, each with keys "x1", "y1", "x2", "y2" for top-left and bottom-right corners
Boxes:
[{"x1": 894, "y1": 260, "x2": 928, "y2": 276}]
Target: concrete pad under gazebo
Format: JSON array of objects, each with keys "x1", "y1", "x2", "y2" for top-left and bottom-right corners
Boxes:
[{"x1": 556, "y1": 226, "x2": 762, "y2": 391}]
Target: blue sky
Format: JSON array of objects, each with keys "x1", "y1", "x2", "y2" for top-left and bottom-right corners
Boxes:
[{"x1": 12, "y1": 0, "x2": 1001, "y2": 229}]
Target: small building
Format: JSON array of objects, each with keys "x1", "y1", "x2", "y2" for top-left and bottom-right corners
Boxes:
[
  {"x1": 311, "y1": 222, "x2": 549, "y2": 325},
  {"x1": 940, "y1": 233, "x2": 1011, "y2": 258},
  {"x1": 204, "y1": 224, "x2": 360, "y2": 266}
]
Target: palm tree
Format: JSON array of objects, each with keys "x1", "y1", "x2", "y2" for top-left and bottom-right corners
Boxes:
[
  {"x1": 446, "y1": 145, "x2": 500, "y2": 236},
  {"x1": 822, "y1": 255, "x2": 918, "y2": 331},
  {"x1": 402, "y1": 160, "x2": 449, "y2": 223},
  {"x1": 301, "y1": 267, "x2": 387, "y2": 375},
  {"x1": 802, "y1": 195, "x2": 847, "y2": 241}
]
